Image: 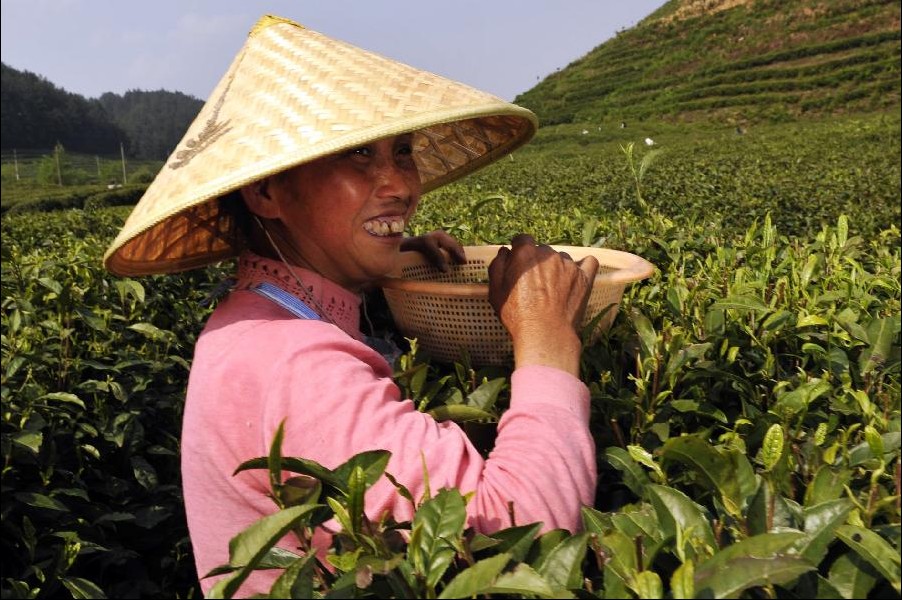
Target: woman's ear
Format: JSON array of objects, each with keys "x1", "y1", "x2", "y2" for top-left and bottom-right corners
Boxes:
[{"x1": 240, "y1": 178, "x2": 280, "y2": 219}]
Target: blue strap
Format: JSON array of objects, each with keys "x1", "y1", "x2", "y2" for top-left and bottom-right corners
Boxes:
[
  {"x1": 251, "y1": 282, "x2": 320, "y2": 320},
  {"x1": 250, "y1": 280, "x2": 402, "y2": 365}
]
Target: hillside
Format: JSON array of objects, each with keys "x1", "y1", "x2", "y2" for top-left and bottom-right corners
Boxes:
[
  {"x1": 0, "y1": 63, "x2": 203, "y2": 160},
  {"x1": 0, "y1": 63, "x2": 126, "y2": 154},
  {"x1": 515, "y1": 0, "x2": 901, "y2": 126}
]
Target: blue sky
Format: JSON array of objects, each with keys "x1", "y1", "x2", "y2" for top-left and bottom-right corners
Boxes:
[{"x1": 1, "y1": 0, "x2": 668, "y2": 102}]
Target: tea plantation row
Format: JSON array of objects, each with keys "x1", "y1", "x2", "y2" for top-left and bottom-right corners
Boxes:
[{"x1": 1, "y1": 114, "x2": 899, "y2": 598}]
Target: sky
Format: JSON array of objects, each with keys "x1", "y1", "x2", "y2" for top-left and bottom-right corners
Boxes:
[{"x1": 1, "y1": 0, "x2": 668, "y2": 102}]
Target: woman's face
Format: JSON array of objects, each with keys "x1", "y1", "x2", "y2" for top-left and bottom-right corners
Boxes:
[{"x1": 263, "y1": 134, "x2": 422, "y2": 290}]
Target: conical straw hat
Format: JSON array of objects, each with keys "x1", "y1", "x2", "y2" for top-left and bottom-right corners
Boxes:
[{"x1": 103, "y1": 14, "x2": 537, "y2": 276}]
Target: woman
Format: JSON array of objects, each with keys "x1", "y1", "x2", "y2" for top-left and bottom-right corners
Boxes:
[{"x1": 104, "y1": 15, "x2": 599, "y2": 596}]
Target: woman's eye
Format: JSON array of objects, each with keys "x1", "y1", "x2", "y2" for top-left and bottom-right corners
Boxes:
[{"x1": 349, "y1": 146, "x2": 372, "y2": 157}]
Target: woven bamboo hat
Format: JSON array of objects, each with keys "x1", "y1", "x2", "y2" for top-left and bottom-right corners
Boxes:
[{"x1": 103, "y1": 14, "x2": 537, "y2": 276}]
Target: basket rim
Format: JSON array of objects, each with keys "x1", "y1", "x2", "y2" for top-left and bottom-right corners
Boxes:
[{"x1": 379, "y1": 244, "x2": 655, "y2": 296}]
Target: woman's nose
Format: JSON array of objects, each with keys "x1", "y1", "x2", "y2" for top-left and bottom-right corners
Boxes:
[{"x1": 373, "y1": 157, "x2": 415, "y2": 199}]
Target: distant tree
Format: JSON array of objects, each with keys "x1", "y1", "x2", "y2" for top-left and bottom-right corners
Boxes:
[
  {"x1": 1, "y1": 63, "x2": 203, "y2": 160},
  {"x1": 98, "y1": 90, "x2": 203, "y2": 160},
  {"x1": 1, "y1": 63, "x2": 126, "y2": 153}
]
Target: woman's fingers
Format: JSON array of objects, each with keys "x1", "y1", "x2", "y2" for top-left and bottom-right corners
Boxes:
[
  {"x1": 401, "y1": 231, "x2": 467, "y2": 271},
  {"x1": 577, "y1": 255, "x2": 599, "y2": 281}
]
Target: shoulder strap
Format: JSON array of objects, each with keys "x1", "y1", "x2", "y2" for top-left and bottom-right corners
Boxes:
[{"x1": 251, "y1": 281, "x2": 320, "y2": 320}]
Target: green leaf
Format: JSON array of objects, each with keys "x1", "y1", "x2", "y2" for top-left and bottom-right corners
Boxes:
[
  {"x1": 268, "y1": 421, "x2": 286, "y2": 500},
  {"x1": 599, "y1": 529, "x2": 639, "y2": 577},
  {"x1": 710, "y1": 295, "x2": 770, "y2": 313},
  {"x1": 698, "y1": 531, "x2": 804, "y2": 572},
  {"x1": 534, "y1": 532, "x2": 589, "y2": 590},
  {"x1": 646, "y1": 485, "x2": 716, "y2": 560},
  {"x1": 609, "y1": 505, "x2": 661, "y2": 542},
  {"x1": 38, "y1": 276, "x2": 62, "y2": 295},
  {"x1": 670, "y1": 560, "x2": 694, "y2": 599},
  {"x1": 326, "y1": 497, "x2": 354, "y2": 536},
  {"x1": 695, "y1": 554, "x2": 815, "y2": 599},
  {"x1": 864, "y1": 426, "x2": 884, "y2": 461},
  {"x1": 115, "y1": 279, "x2": 145, "y2": 304},
  {"x1": 268, "y1": 553, "x2": 316, "y2": 599},
  {"x1": 489, "y1": 562, "x2": 571, "y2": 599},
  {"x1": 127, "y1": 322, "x2": 168, "y2": 340},
  {"x1": 630, "y1": 569, "x2": 663, "y2": 599},
  {"x1": 428, "y1": 404, "x2": 496, "y2": 423},
  {"x1": 466, "y1": 377, "x2": 505, "y2": 411},
  {"x1": 14, "y1": 492, "x2": 69, "y2": 512},
  {"x1": 828, "y1": 551, "x2": 879, "y2": 599},
  {"x1": 664, "y1": 343, "x2": 712, "y2": 385},
  {"x1": 632, "y1": 308, "x2": 657, "y2": 360},
  {"x1": 472, "y1": 523, "x2": 542, "y2": 562},
  {"x1": 627, "y1": 444, "x2": 665, "y2": 482},
  {"x1": 130, "y1": 456, "x2": 158, "y2": 490},
  {"x1": 660, "y1": 436, "x2": 756, "y2": 518},
  {"x1": 581, "y1": 506, "x2": 608, "y2": 536},
  {"x1": 603, "y1": 446, "x2": 651, "y2": 497},
  {"x1": 412, "y1": 487, "x2": 467, "y2": 589},
  {"x1": 770, "y1": 379, "x2": 830, "y2": 420},
  {"x1": 859, "y1": 315, "x2": 899, "y2": 375},
  {"x1": 219, "y1": 504, "x2": 320, "y2": 598},
  {"x1": 40, "y1": 392, "x2": 86, "y2": 410},
  {"x1": 438, "y1": 553, "x2": 511, "y2": 599},
  {"x1": 797, "y1": 313, "x2": 829, "y2": 328},
  {"x1": 804, "y1": 466, "x2": 852, "y2": 506},
  {"x1": 795, "y1": 499, "x2": 853, "y2": 565},
  {"x1": 835, "y1": 525, "x2": 901, "y2": 592},
  {"x1": 759, "y1": 424, "x2": 784, "y2": 471},
  {"x1": 849, "y1": 432, "x2": 900, "y2": 466},
  {"x1": 75, "y1": 307, "x2": 108, "y2": 332},
  {"x1": 60, "y1": 576, "x2": 107, "y2": 599},
  {"x1": 11, "y1": 431, "x2": 43, "y2": 454},
  {"x1": 234, "y1": 456, "x2": 345, "y2": 494},
  {"x1": 347, "y1": 466, "x2": 366, "y2": 534}
]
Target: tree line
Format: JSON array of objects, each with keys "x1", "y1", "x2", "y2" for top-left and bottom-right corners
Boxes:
[{"x1": 1, "y1": 62, "x2": 203, "y2": 160}]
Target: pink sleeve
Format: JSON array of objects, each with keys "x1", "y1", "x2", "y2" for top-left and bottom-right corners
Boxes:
[{"x1": 264, "y1": 329, "x2": 596, "y2": 534}]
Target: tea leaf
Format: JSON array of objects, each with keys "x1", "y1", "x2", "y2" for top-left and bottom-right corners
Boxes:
[
  {"x1": 489, "y1": 562, "x2": 568, "y2": 599},
  {"x1": 835, "y1": 525, "x2": 902, "y2": 592},
  {"x1": 438, "y1": 552, "x2": 511, "y2": 599},
  {"x1": 412, "y1": 488, "x2": 467, "y2": 588}
]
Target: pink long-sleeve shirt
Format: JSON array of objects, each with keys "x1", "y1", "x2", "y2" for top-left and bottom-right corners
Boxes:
[{"x1": 181, "y1": 252, "x2": 597, "y2": 596}]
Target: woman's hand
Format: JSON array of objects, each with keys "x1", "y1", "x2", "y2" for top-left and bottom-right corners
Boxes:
[
  {"x1": 400, "y1": 231, "x2": 466, "y2": 272},
  {"x1": 488, "y1": 234, "x2": 599, "y2": 375}
]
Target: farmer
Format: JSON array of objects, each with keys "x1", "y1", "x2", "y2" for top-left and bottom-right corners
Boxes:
[{"x1": 103, "y1": 14, "x2": 599, "y2": 596}]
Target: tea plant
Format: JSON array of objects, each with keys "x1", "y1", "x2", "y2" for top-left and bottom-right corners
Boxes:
[{"x1": 1, "y1": 113, "x2": 899, "y2": 598}]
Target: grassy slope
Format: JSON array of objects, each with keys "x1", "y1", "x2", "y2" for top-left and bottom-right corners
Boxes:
[{"x1": 515, "y1": 0, "x2": 901, "y2": 126}]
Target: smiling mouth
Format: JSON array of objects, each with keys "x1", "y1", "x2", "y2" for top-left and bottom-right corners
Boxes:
[{"x1": 363, "y1": 217, "x2": 406, "y2": 237}]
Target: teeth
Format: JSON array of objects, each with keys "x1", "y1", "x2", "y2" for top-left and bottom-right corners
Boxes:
[{"x1": 364, "y1": 217, "x2": 405, "y2": 237}]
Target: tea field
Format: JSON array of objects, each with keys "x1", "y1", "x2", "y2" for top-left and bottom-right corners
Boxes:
[{"x1": 2, "y1": 113, "x2": 900, "y2": 598}]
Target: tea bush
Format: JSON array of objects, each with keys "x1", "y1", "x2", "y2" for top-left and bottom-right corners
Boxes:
[{"x1": 1, "y1": 114, "x2": 899, "y2": 598}]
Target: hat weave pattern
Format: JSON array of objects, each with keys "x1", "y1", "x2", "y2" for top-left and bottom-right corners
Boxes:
[{"x1": 104, "y1": 15, "x2": 537, "y2": 276}]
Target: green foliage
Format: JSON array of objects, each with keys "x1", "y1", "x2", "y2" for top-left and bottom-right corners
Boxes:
[
  {"x1": 0, "y1": 64, "x2": 126, "y2": 154},
  {"x1": 2, "y1": 208, "x2": 229, "y2": 598},
  {"x1": 2, "y1": 101, "x2": 899, "y2": 600},
  {"x1": 516, "y1": 0, "x2": 900, "y2": 125},
  {"x1": 0, "y1": 111, "x2": 902, "y2": 597},
  {"x1": 1, "y1": 63, "x2": 203, "y2": 160}
]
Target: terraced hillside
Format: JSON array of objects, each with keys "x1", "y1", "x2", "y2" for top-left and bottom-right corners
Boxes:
[{"x1": 516, "y1": 0, "x2": 901, "y2": 125}]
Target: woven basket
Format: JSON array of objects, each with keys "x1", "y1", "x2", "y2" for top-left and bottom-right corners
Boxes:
[{"x1": 380, "y1": 245, "x2": 654, "y2": 365}]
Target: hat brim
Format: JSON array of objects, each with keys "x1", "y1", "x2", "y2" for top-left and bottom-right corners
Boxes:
[{"x1": 103, "y1": 16, "x2": 537, "y2": 276}]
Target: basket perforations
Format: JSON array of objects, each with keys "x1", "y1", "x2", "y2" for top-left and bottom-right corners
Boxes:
[{"x1": 382, "y1": 245, "x2": 653, "y2": 365}]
